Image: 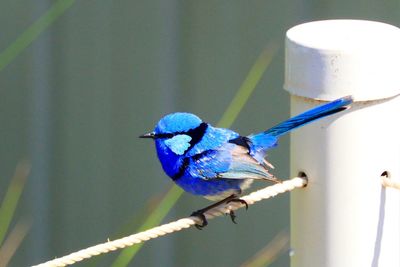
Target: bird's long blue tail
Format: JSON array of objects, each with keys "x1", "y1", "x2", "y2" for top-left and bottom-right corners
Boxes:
[{"x1": 258, "y1": 95, "x2": 353, "y2": 138}]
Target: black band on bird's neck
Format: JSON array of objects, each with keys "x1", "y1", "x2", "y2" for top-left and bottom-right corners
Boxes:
[
  {"x1": 171, "y1": 150, "x2": 210, "y2": 181},
  {"x1": 186, "y1": 122, "x2": 208, "y2": 149},
  {"x1": 171, "y1": 158, "x2": 189, "y2": 181}
]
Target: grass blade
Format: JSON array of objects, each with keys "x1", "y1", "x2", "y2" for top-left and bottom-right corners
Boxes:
[
  {"x1": 110, "y1": 186, "x2": 183, "y2": 267},
  {"x1": 218, "y1": 42, "x2": 279, "y2": 128},
  {"x1": 0, "y1": 161, "x2": 30, "y2": 247},
  {"x1": 0, "y1": 220, "x2": 31, "y2": 267},
  {"x1": 240, "y1": 230, "x2": 289, "y2": 267},
  {"x1": 0, "y1": 0, "x2": 75, "y2": 72}
]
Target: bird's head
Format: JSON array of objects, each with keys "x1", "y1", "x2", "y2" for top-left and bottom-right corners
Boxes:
[{"x1": 140, "y1": 112, "x2": 208, "y2": 156}]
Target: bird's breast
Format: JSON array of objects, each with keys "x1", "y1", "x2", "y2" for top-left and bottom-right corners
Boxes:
[{"x1": 155, "y1": 140, "x2": 185, "y2": 178}]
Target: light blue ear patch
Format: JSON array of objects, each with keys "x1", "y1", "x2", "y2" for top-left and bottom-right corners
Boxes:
[{"x1": 165, "y1": 134, "x2": 192, "y2": 155}]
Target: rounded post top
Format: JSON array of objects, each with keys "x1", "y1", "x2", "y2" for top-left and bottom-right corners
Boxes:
[{"x1": 284, "y1": 20, "x2": 400, "y2": 101}]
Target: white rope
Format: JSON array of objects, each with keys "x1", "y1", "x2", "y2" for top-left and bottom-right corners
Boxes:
[
  {"x1": 381, "y1": 176, "x2": 400, "y2": 190},
  {"x1": 32, "y1": 177, "x2": 307, "y2": 267}
]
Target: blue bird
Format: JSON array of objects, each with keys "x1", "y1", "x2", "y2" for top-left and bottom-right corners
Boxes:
[{"x1": 140, "y1": 96, "x2": 353, "y2": 228}]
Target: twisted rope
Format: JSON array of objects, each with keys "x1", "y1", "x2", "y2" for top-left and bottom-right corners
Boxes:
[
  {"x1": 32, "y1": 177, "x2": 307, "y2": 267},
  {"x1": 381, "y1": 176, "x2": 400, "y2": 190}
]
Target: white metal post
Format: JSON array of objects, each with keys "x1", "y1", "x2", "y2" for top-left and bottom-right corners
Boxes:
[{"x1": 285, "y1": 20, "x2": 400, "y2": 267}]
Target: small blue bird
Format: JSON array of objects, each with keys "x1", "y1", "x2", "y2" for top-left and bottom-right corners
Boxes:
[{"x1": 141, "y1": 96, "x2": 353, "y2": 228}]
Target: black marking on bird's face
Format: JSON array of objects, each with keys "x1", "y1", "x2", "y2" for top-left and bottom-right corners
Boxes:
[
  {"x1": 141, "y1": 122, "x2": 208, "y2": 143},
  {"x1": 139, "y1": 132, "x2": 174, "y2": 139},
  {"x1": 171, "y1": 122, "x2": 208, "y2": 155}
]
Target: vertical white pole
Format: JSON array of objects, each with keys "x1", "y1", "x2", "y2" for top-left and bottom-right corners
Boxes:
[{"x1": 285, "y1": 20, "x2": 400, "y2": 267}]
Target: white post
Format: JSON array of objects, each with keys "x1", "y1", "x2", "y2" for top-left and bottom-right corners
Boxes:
[{"x1": 285, "y1": 20, "x2": 400, "y2": 267}]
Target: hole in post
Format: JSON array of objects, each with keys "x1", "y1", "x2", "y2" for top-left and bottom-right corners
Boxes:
[
  {"x1": 381, "y1": 171, "x2": 390, "y2": 178},
  {"x1": 380, "y1": 170, "x2": 392, "y2": 189},
  {"x1": 298, "y1": 171, "x2": 308, "y2": 187}
]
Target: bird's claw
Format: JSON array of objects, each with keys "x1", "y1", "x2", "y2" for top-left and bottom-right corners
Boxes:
[
  {"x1": 229, "y1": 210, "x2": 237, "y2": 224},
  {"x1": 227, "y1": 198, "x2": 249, "y2": 210},
  {"x1": 190, "y1": 195, "x2": 248, "y2": 229},
  {"x1": 225, "y1": 198, "x2": 249, "y2": 224},
  {"x1": 190, "y1": 210, "x2": 208, "y2": 230}
]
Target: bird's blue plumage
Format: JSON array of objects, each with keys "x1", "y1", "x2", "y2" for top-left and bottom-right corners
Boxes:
[{"x1": 142, "y1": 96, "x2": 353, "y2": 200}]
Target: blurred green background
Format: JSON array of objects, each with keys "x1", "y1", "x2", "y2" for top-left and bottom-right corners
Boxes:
[{"x1": 0, "y1": 1, "x2": 398, "y2": 266}]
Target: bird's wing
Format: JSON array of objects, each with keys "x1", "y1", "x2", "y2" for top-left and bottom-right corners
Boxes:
[{"x1": 186, "y1": 143, "x2": 277, "y2": 182}]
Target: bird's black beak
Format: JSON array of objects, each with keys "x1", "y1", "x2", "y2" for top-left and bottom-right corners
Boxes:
[{"x1": 139, "y1": 132, "x2": 156, "y2": 139}]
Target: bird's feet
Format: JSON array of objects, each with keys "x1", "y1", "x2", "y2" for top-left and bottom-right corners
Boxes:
[
  {"x1": 227, "y1": 198, "x2": 248, "y2": 210},
  {"x1": 226, "y1": 198, "x2": 248, "y2": 224},
  {"x1": 190, "y1": 195, "x2": 249, "y2": 229},
  {"x1": 190, "y1": 210, "x2": 208, "y2": 230}
]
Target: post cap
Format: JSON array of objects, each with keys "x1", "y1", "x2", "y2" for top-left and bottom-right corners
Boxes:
[{"x1": 284, "y1": 20, "x2": 400, "y2": 101}]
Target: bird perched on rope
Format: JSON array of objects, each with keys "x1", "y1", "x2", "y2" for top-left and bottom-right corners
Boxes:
[{"x1": 140, "y1": 96, "x2": 353, "y2": 228}]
